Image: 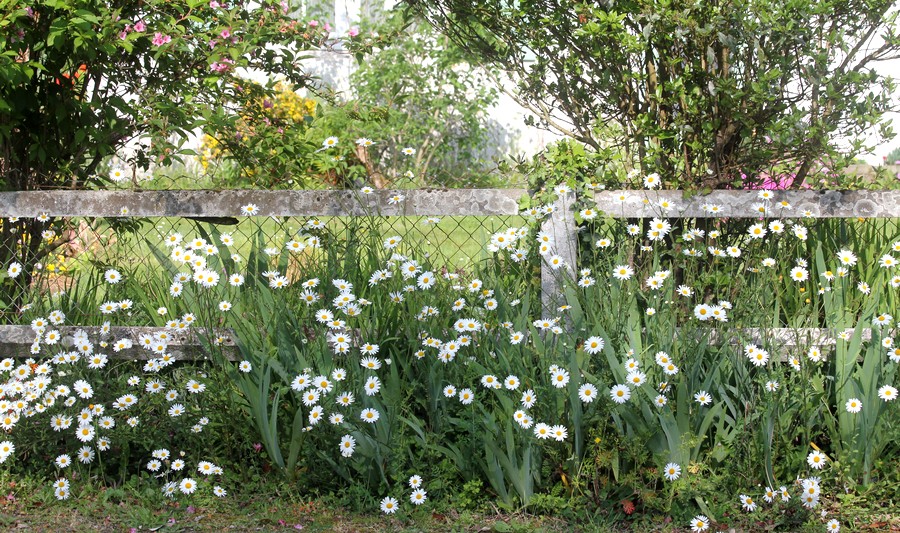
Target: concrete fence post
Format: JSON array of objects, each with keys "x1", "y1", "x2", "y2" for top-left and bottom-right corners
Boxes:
[{"x1": 540, "y1": 192, "x2": 578, "y2": 315}]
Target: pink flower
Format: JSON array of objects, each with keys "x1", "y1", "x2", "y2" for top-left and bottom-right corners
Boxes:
[
  {"x1": 210, "y1": 1, "x2": 221, "y2": 7},
  {"x1": 220, "y1": 28, "x2": 231, "y2": 39},
  {"x1": 152, "y1": 33, "x2": 172, "y2": 46},
  {"x1": 308, "y1": 20, "x2": 318, "y2": 27},
  {"x1": 324, "y1": 22, "x2": 331, "y2": 32},
  {"x1": 744, "y1": 171, "x2": 811, "y2": 190},
  {"x1": 134, "y1": 20, "x2": 146, "y2": 32},
  {"x1": 210, "y1": 58, "x2": 234, "y2": 72},
  {"x1": 119, "y1": 31, "x2": 128, "y2": 40},
  {"x1": 348, "y1": 26, "x2": 360, "y2": 37}
]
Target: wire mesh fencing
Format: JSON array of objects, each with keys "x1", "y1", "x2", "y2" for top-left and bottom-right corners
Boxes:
[{"x1": 0, "y1": 212, "x2": 531, "y2": 325}]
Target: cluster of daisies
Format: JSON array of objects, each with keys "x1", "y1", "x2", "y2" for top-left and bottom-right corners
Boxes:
[
  {"x1": 785, "y1": 246, "x2": 900, "y2": 293},
  {"x1": 715, "y1": 474, "x2": 842, "y2": 531},
  {"x1": 606, "y1": 349, "x2": 713, "y2": 408},
  {"x1": 151, "y1": 453, "x2": 227, "y2": 499},
  {"x1": 745, "y1": 326, "x2": 898, "y2": 408},
  {"x1": 680, "y1": 447, "x2": 845, "y2": 531},
  {"x1": 737, "y1": 475, "x2": 827, "y2": 512},
  {"x1": 486, "y1": 226, "x2": 530, "y2": 255},
  {"x1": 286, "y1": 345, "x2": 387, "y2": 443},
  {"x1": 379, "y1": 474, "x2": 427, "y2": 514},
  {"x1": 279, "y1": 262, "x2": 579, "y2": 452},
  {"x1": 163, "y1": 230, "x2": 307, "y2": 294},
  {"x1": 0, "y1": 307, "x2": 218, "y2": 499},
  {"x1": 690, "y1": 512, "x2": 840, "y2": 532},
  {"x1": 467, "y1": 365, "x2": 585, "y2": 441}
]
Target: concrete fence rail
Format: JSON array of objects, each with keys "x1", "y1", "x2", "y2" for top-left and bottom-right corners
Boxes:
[
  {"x1": 0, "y1": 325, "x2": 879, "y2": 362},
  {"x1": 0, "y1": 189, "x2": 897, "y2": 218},
  {"x1": 0, "y1": 326, "x2": 238, "y2": 361}
]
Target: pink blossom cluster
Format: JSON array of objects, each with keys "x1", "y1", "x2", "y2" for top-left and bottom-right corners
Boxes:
[
  {"x1": 151, "y1": 32, "x2": 172, "y2": 47},
  {"x1": 118, "y1": 20, "x2": 146, "y2": 40},
  {"x1": 742, "y1": 172, "x2": 809, "y2": 190},
  {"x1": 208, "y1": 28, "x2": 241, "y2": 49},
  {"x1": 210, "y1": 59, "x2": 234, "y2": 73},
  {"x1": 307, "y1": 20, "x2": 333, "y2": 32}
]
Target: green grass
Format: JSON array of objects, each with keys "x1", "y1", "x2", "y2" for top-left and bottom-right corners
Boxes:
[
  {"x1": 0, "y1": 473, "x2": 573, "y2": 533},
  {"x1": 0, "y1": 470, "x2": 896, "y2": 532}
]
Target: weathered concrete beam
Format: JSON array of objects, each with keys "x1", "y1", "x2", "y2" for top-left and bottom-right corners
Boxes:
[
  {"x1": 540, "y1": 192, "x2": 578, "y2": 314},
  {"x1": 0, "y1": 189, "x2": 525, "y2": 217},
  {"x1": 696, "y1": 327, "x2": 878, "y2": 347},
  {"x1": 2, "y1": 189, "x2": 896, "y2": 219},
  {"x1": 0, "y1": 325, "x2": 237, "y2": 361},
  {"x1": 594, "y1": 190, "x2": 900, "y2": 218},
  {"x1": 0, "y1": 325, "x2": 882, "y2": 362}
]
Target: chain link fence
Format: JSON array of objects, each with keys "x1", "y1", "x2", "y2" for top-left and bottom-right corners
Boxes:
[{"x1": 0, "y1": 211, "x2": 529, "y2": 325}]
